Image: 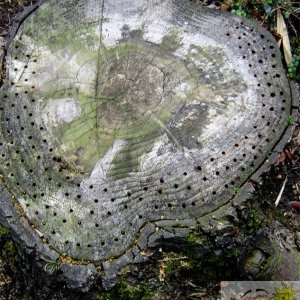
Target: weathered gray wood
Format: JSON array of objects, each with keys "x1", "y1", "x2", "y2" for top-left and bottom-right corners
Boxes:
[{"x1": 0, "y1": 0, "x2": 298, "y2": 292}]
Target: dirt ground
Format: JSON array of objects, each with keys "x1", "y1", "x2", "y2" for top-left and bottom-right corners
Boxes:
[{"x1": 0, "y1": 1, "x2": 299, "y2": 299}]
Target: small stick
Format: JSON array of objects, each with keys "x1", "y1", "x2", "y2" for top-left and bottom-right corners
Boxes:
[
  {"x1": 275, "y1": 177, "x2": 287, "y2": 207},
  {"x1": 158, "y1": 256, "x2": 188, "y2": 262}
]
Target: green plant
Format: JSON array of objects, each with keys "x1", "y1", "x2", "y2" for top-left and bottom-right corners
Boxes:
[
  {"x1": 44, "y1": 258, "x2": 60, "y2": 273},
  {"x1": 226, "y1": 0, "x2": 300, "y2": 85},
  {"x1": 231, "y1": 1, "x2": 248, "y2": 17},
  {"x1": 288, "y1": 55, "x2": 300, "y2": 80},
  {"x1": 229, "y1": 0, "x2": 299, "y2": 27}
]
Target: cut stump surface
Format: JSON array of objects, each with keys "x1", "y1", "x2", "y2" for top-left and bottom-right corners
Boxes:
[{"x1": 0, "y1": 0, "x2": 297, "y2": 288}]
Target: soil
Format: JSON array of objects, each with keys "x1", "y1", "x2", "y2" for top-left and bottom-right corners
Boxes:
[{"x1": 0, "y1": 1, "x2": 299, "y2": 299}]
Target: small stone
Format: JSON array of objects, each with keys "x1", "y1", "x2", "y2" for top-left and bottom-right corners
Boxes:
[{"x1": 35, "y1": 229, "x2": 44, "y2": 238}]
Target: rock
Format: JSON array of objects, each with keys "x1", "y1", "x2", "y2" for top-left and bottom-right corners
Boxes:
[
  {"x1": 58, "y1": 264, "x2": 99, "y2": 293},
  {"x1": 244, "y1": 249, "x2": 266, "y2": 277}
]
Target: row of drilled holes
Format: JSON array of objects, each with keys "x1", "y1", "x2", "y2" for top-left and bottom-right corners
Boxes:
[
  {"x1": 2, "y1": 85, "x2": 73, "y2": 187},
  {"x1": 30, "y1": 176, "x2": 240, "y2": 247},
  {"x1": 239, "y1": 37, "x2": 285, "y2": 124},
  {"x1": 233, "y1": 30, "x2": 288, "y2": 135},
  {"x1": 0, "y1": 134, "x2": 261, "y2": 188}
]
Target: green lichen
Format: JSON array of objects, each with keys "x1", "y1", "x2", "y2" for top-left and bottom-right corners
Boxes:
[
  {"x1": 37, "y1": 41, "x2": 202, "y2": 177},
  {"x1": 22, "y1": 3, "x2": 100, "y2": 52},
  {"x1": 186, "y1": 44, "x2": 247, "y2": 97}
]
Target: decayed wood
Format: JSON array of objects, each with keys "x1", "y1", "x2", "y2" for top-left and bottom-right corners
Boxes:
[{"x1": 0, "y1": 0, "x2": 298, "y2": 291}]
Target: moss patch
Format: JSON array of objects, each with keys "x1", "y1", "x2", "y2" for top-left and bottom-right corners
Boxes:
[
  {"x1": 1, "y1": 241, "x2": 18, "y2": 273},
  {"x1": 0, "y1": 227, "x2": 10, "y2": 238},
  {"x1": 98, "y1": 280, "x2": 154, "y2": 300},
  {"x1": 0, "y1": 227, "x2": 18, "y2": 274}
]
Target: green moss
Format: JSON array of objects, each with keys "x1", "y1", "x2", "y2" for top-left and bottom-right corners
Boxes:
[
  {"x1": 161, "y1": 252, "x2": 193, "y2": 281},
  {"x1": 227, "y1": 248, "x2": 240, "y2": 258},
  {"x1": 185, "y1": 227, "x2": 247, "y2": 281},
  {"x1": 187, "y1": 231, "x2": 207, "y2": 244},
  {"x1": 1, "y1": 240, "x2": 18, "y2": 273},
  {"x1": 0, "y1": 226, "x2": 10, "y2": 238},
  {"x1": 164, "y1": 260, "x2": 181, "y2": 278},
  {"x1": 246, "y1": 209, "x2": 262, "y2": 230},
  {"x1": 186, "y1": 231, "x2": 212, "y2": 260},
  {"x1": 98, "y1": 280, "x2": 154, "y2": 300},
  {"x1": 0, "y1": 227, "x2": 19, "y2": 273}
]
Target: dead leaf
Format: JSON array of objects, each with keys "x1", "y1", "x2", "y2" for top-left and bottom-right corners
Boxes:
[
  {"x1": 289, "y1": 201, "x2": 300, "y2": 212},
  {"x1": 275, "y1": 151, "x2": 286, "y2": 165},
  {"x1": 0, "y1": 275, "x2": 12, "y2": 286},
  {"x1": 294, "y1": 131, "x2": 300, "y2": 146},
  {"x1": 284, "y1": 149, "x2": 293, "y2": 159},
  {"x1": 272, "y1": 31, "x2": 282, "y2": 44},
  {"x1": 276, "y1": 9, "x2": 292, "y2": 66},
  {"x1": 220, "y1": 4, "x2": 229, "y2": 11}
]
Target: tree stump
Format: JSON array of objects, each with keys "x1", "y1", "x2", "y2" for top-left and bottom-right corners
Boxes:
[{"x1": 0, "y1": 0, "x2": 299, "y2": 296}]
